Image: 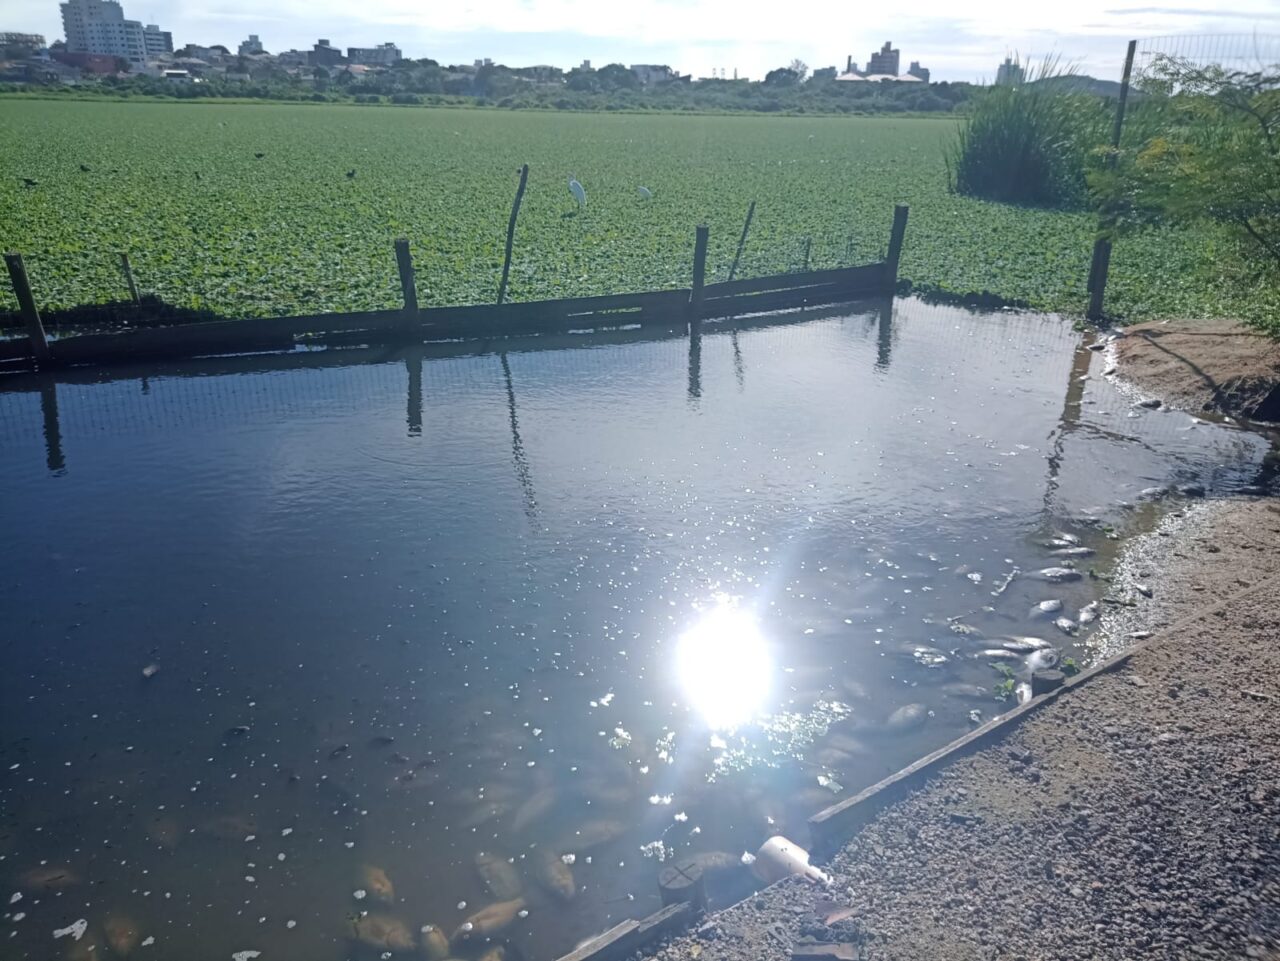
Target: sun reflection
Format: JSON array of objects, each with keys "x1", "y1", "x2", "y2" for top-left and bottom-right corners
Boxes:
[{"x1": 676, "y1": 600, "x2": 772, "y2": 729}]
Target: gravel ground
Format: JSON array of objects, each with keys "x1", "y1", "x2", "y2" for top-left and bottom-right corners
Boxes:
[{"x1": 631, "y1": 497, "x2": 1280, "y2": 961}]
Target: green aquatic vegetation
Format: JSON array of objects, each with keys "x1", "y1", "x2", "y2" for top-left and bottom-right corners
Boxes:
[{"x1": 0, "y1": 100, "x2": 1260, "y2": 323}]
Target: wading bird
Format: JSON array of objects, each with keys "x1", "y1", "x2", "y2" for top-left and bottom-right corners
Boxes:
[{"x1": 568, "y1": 177, "x2": 586, "y2": 208}]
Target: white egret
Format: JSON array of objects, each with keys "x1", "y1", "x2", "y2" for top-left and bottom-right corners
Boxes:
[
  {"x1": 637, "y1": 186, "x2": 653, "y2": 199},
  {"x1": 568, "y1": 177, "x2": 586, "y2": 208}
]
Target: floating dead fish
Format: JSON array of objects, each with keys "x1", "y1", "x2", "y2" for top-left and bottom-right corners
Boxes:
[
  {"x1": 104, "y1": 915, "x2": 141, "y2": 957},
  {"x1": 1024, "y1": 649, "x2": 1060, "y2": 672},
  {"x1": 1078, "y1": 601, "x2": 1099, "y2": 625},
  {"x1": 1054, "y1": 617, "x2": 1078, "y2": 636},
  {"x1": 1030, "y1": 599, "x2": 1063, "y2": 619},
  {"x1": 534, "y1": 851, "x2": 576, "y2": 901},
  {"x1": 349, "y1": 914, "x2": 415, "y2": 952},
  {"x1": 911, "y1": 646, "x2": 949, "y2": 669},
  {"x1": 512, "y1": 787, "x2": 558, "y2": 834},
  {"x1": 1031, "y1": 567, "x2": 1082, "y2": 583},
  {"x1": 1051, "y1": 547, "x2": 1095, "y2": 558},
  {"x1": 882, "y1": 703, "x2": 927, "y2": 734},
  {"x1": 359, "y1": 864, "x2": 395, "y2": 904},
  {"x1": 19, "y1": 865, "x2": 80, "y2": 891},
  {"x1": 453, "y1": 897, "x2": 526, "y2": 941},
  {"x1": 475, "y1": 852, "x2": 522, "y2": 901},
  {"x1": 1015, "y1": 681, "x2": 1034, "y2": 704},
  {"x1": 1052, "y1": 531, "x2": 1080, "y2": 545},
  {"x1": 557, "y1": 819, "x2": 625, "y2": 852},
  {"x1": 1041, "y1": 538, "x2": 1076, "y2": 549},
  {"x1": 1135, "y1": 583, "x2": 1154, "y2": 598},
  {"x1": 940, "y1": 682, "x2": 990, "y2": 700},
  {"x1": 419, "y1": 924, "x2": 450, "y2": 960},
  {"x1": 978, "y1": 648, "x2": 1025, "y2": 660}
]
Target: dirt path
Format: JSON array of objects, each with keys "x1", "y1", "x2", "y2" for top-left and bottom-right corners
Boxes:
[
  {"x1": 635, "y1": 498, "x2": 1280, "y2": 961},
  {"x1": 1112, "y1": 319, "x2": 1280, "y2": 421}
]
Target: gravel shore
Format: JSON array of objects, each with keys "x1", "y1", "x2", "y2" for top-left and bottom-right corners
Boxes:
[{"x1": 633, "y1": 497, "x2": 1280, "y2": 961}]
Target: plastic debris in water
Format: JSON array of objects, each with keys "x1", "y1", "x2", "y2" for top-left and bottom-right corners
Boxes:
[
  {"x1": 609, "y1": 727, "x2": 631, "y2": 749},
  {"x1": 353, "y1": 889, "x2": 367, "y2": 900},
  {"x1": 54, "y1": 921, "x2": 89, "y2": 941},
  {"x1": 740, "y1": 851, "x2": 757, "y2": 866},
  {"x1": 560, "y1": 854, "x2": 576, "y2": 865},
  {"x1": 232, "y1": 953, "x2": 262, "y2": 961}
]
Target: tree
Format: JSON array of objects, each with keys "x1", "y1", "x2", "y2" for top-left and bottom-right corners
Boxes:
[
  {"x1": 788, "y1": 59, "x2": 809, "y2": 81},
  {"x1": 764, "y1": 66, "x2": 799, "y2": 86},
  {"x1": 597, "y1": 63, "x2": 638, "y2": 90},
  {"x1": 1091, "y1": 57, "x2": 1280, "y2": 330}
]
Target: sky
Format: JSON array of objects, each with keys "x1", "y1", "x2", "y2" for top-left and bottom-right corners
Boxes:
[{"x1": 4, "y1": 0, "x2": 1279, "y2": 81}]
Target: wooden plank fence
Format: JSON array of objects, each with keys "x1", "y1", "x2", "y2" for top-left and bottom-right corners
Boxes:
[{"x1": 1, "y1": 206, "x2": 907, "y2": 373}]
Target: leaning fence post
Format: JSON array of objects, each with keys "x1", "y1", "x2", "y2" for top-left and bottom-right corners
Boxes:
[
  {"x1": 1087, "y1": 39, "x2": 1138, "y2": 321},
  {"x1": 4, "y1": 252, "x2": 51, "y2": 364},
  {"x1": 497, "y1": 164, "x2": 529, "y2": 306},
  {"x1": 690, "y1": 225, "x2": 709, "y2": 321},
  {"x1": 394, "y1": 238, "x2": 418, "y2": 317},
  {"x1": 885, "y1": 204, "x2": 909, "y2": 290},
  {"x1": 118, "y1": 252, "x2": 141, "y2": 305},
  {"x1": 727, "y1": 200, "x2": 755, "y2": 282}
]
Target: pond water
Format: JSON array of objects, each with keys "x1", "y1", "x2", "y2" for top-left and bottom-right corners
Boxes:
[{"x1": 0, "y1": 298, "x2": 1269, "y2": 961}]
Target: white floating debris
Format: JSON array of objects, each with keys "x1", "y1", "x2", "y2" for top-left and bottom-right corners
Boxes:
[
  {"x1": 353, "y1": 890, "x2": 367, "y2": 900},
  {"x1": 142, "y1": 663, "x2": 160, "y2": 678},
  {"x1": 142, "y1": 936, "x2": 156, "y2": 946},
  {"x1": 54, "y1": 920, "x2": 88, "y2": 941},
  {"x1": 9, "y1": 892, "x2": 21, "y2": 904},
  {"x1": 517, "y1": 909, "x2": 529, "y2": 919},
  {"x1": 673, "y1": 812, "x2": 688, "y2": 822},
  {"x1": 740, "y1": 852, "x2": 756, "y2": 866},
  {"x1": 280, "y1": 828, "x2": 293, "y2": 837},
  {"x1": 232, "y1": 952, "x2": 261, "y2": 961},
  {"x1": 456, "y1": 901, "x2": 467, "y2": 911},
  {"x1": 285, "y1": 921, "x2": 296, "y2": 930},
  {"x1": 560, "y1": 854, "x2": 576, "y2": 865}
]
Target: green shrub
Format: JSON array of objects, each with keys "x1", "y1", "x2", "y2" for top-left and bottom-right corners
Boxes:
[{"x1": 947, "y1": 58, "x2": 1107, "y2": 208}]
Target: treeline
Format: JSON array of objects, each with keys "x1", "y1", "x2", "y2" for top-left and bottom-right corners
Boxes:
[{"x1": 1, "y1": 59, "x2": 974, "y2": 115}]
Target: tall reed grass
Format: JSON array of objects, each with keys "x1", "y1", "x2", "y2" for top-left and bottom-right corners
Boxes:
[{"x1": 946, "y1": 57, "x2": 1108, "y2": 208}]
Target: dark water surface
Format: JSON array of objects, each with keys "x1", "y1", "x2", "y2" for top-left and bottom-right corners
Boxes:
[{"x1": 0, "y1": 299, "x2": 1268, "y2": 961}]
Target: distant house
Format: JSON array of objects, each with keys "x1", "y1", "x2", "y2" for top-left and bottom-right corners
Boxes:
[
  {"x1": 52, "y1": 49, "x2": 119, "y2": 74},
  {"x1": 810, "y1": 66, "x2": 837, "y2": 82},
  {"x1": 346, "y1": 42, "x2": 400, "y2": 65},
  {"x1": 310, "y1": 39, "x2": 344, "y2": 67},
  {"x1": 1, "y1": 32, "x2": 48, "y2": 56},
  {"x1": 630, "y1": 63, "x2": 674, "y2": 86},
  {"x1": 162, "y1": 67, "x2": 191, "y2": 82}
]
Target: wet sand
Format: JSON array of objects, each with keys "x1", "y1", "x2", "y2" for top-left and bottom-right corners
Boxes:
[
  {"x1": 629, "y1": 497, "x2": 1280, "y2": 961},
  {"x1": 1112, "y1": 318, "x2": 1280, "y2": 422}
]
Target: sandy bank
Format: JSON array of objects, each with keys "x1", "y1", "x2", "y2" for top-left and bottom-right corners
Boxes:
[
  {"x1": 627, "y1": 498, "x2": 1280, "y2": 961},
  {"x1": 1113, "y1": 319, "x2": 1280, "y2": 422}
]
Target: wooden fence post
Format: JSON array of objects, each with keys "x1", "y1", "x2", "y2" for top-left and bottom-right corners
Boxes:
[
  {"x1": 4, "y1": 252, "x2": 51, "y2": 364},
  {"x1": 1087, "y1": 39, "x2": 1138, "y2": 321},
  {"x1": 885, "y1": 204, "x2": 909, "y2": 291},
  {"x1": 727, "y1": 200, "x2": 755, "y2": 282},
  {"x1": 690, "y1": 225, "x2": 709, "y2": 321},
  {"x1": 394, "y1": 238, "x2": 418, "y2": 317},
  {"x1": 497, "y1": 163, "x2": 529, "y2": 306},
  {"x1": 118, "y1": 252, "x2": 141, "y2": 305}
]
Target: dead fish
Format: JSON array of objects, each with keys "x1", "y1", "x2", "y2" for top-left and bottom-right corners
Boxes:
[
  {"x1": 1051, "y1": 531, "x2": 1080, "y2": 545},
  {"x1": 882, "y1": 703, "x2": 927, "y2": 734},
  {"x1": 940, "y1": 682, "x2": 990, "y2": 700},
  {"x1": 1024, "y1": 649, "x2": 1060, "y2": 672},
  {"x1": 1051, "y1": 547, "x2": 1095, "y2": 558},
  {"x1": 459, "y1": 803, "x2": 509, "y2": 829},
  {"x1": 453, "y1": 897, "x2": 525, "y2": 940},
  {"x1": 534, "y1": 850, "x2": 576, "y2": 901},
  {"x1": 998, "y1": 635, "x2": 1053, "y2": 652},
  {"x1": 557, "y1": 819, "x2": 625, "y2": 852},
  {"x1": 20, "y1": 865, "x2": 80, "y2": 891},
  {"x1": 1031, "y1": 567, "x2": 1083, "y2": 583},
  {"x1": 910, "y1": 646, "x2": 949, "y2": 668},
  {"x1": 419, "y1": 924, "x2": 450, "y2": 960},
  {"x1": 1078, "y1": 601, "x2": 1100, "y2": 625},
  {"x1": 511, "y1": 786, "x2": 557, "y2": 833},
  {"x1": 475, "y1": 852, "x2": 522, "y2": 901},
  {"x1": 1015, "y1": 681, "x2": 1034, "y2": 704},
  {"x1": 104, "y1": 915, "x2": 141, "y2": 956},
  {"x1": 360, "y1": 864, "x2": 395, "y2": 903},
  {"x1": 1135, "y1": 583, "x2": 1154, "y2": 598},
  {"x1": 1054, "y1": 617, "x2": 1078, "y2": 636},
  {"x1": 349, "y1": 914, "x2": 415, "y2": 952},
  {"x1": 978, "y1": 648, "x2": 1025, "y2": 660},
  {"x1": 1041, "y1": 538, "x2": 1076, "y2": 549},
  {"x1": 1030, "y1": 599, "x2": 1063, "y2": 619}
]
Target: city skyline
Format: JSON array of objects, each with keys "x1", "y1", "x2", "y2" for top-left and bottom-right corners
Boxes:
[{"x1": 2, "y1": 0, "x2": 1278, "y2": 81}]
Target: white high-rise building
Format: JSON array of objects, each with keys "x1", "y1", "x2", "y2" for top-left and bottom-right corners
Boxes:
[
  {"x1": 60, "y1": 0, "x2": 150, "y2": 63},
  {"x1": 143, "y1": 23, "x2": 172, "y2": 56}
]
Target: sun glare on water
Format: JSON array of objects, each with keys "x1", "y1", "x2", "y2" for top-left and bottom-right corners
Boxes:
[{"x1": 676, "y1": 601, "x2": 772, "y2": 729}]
